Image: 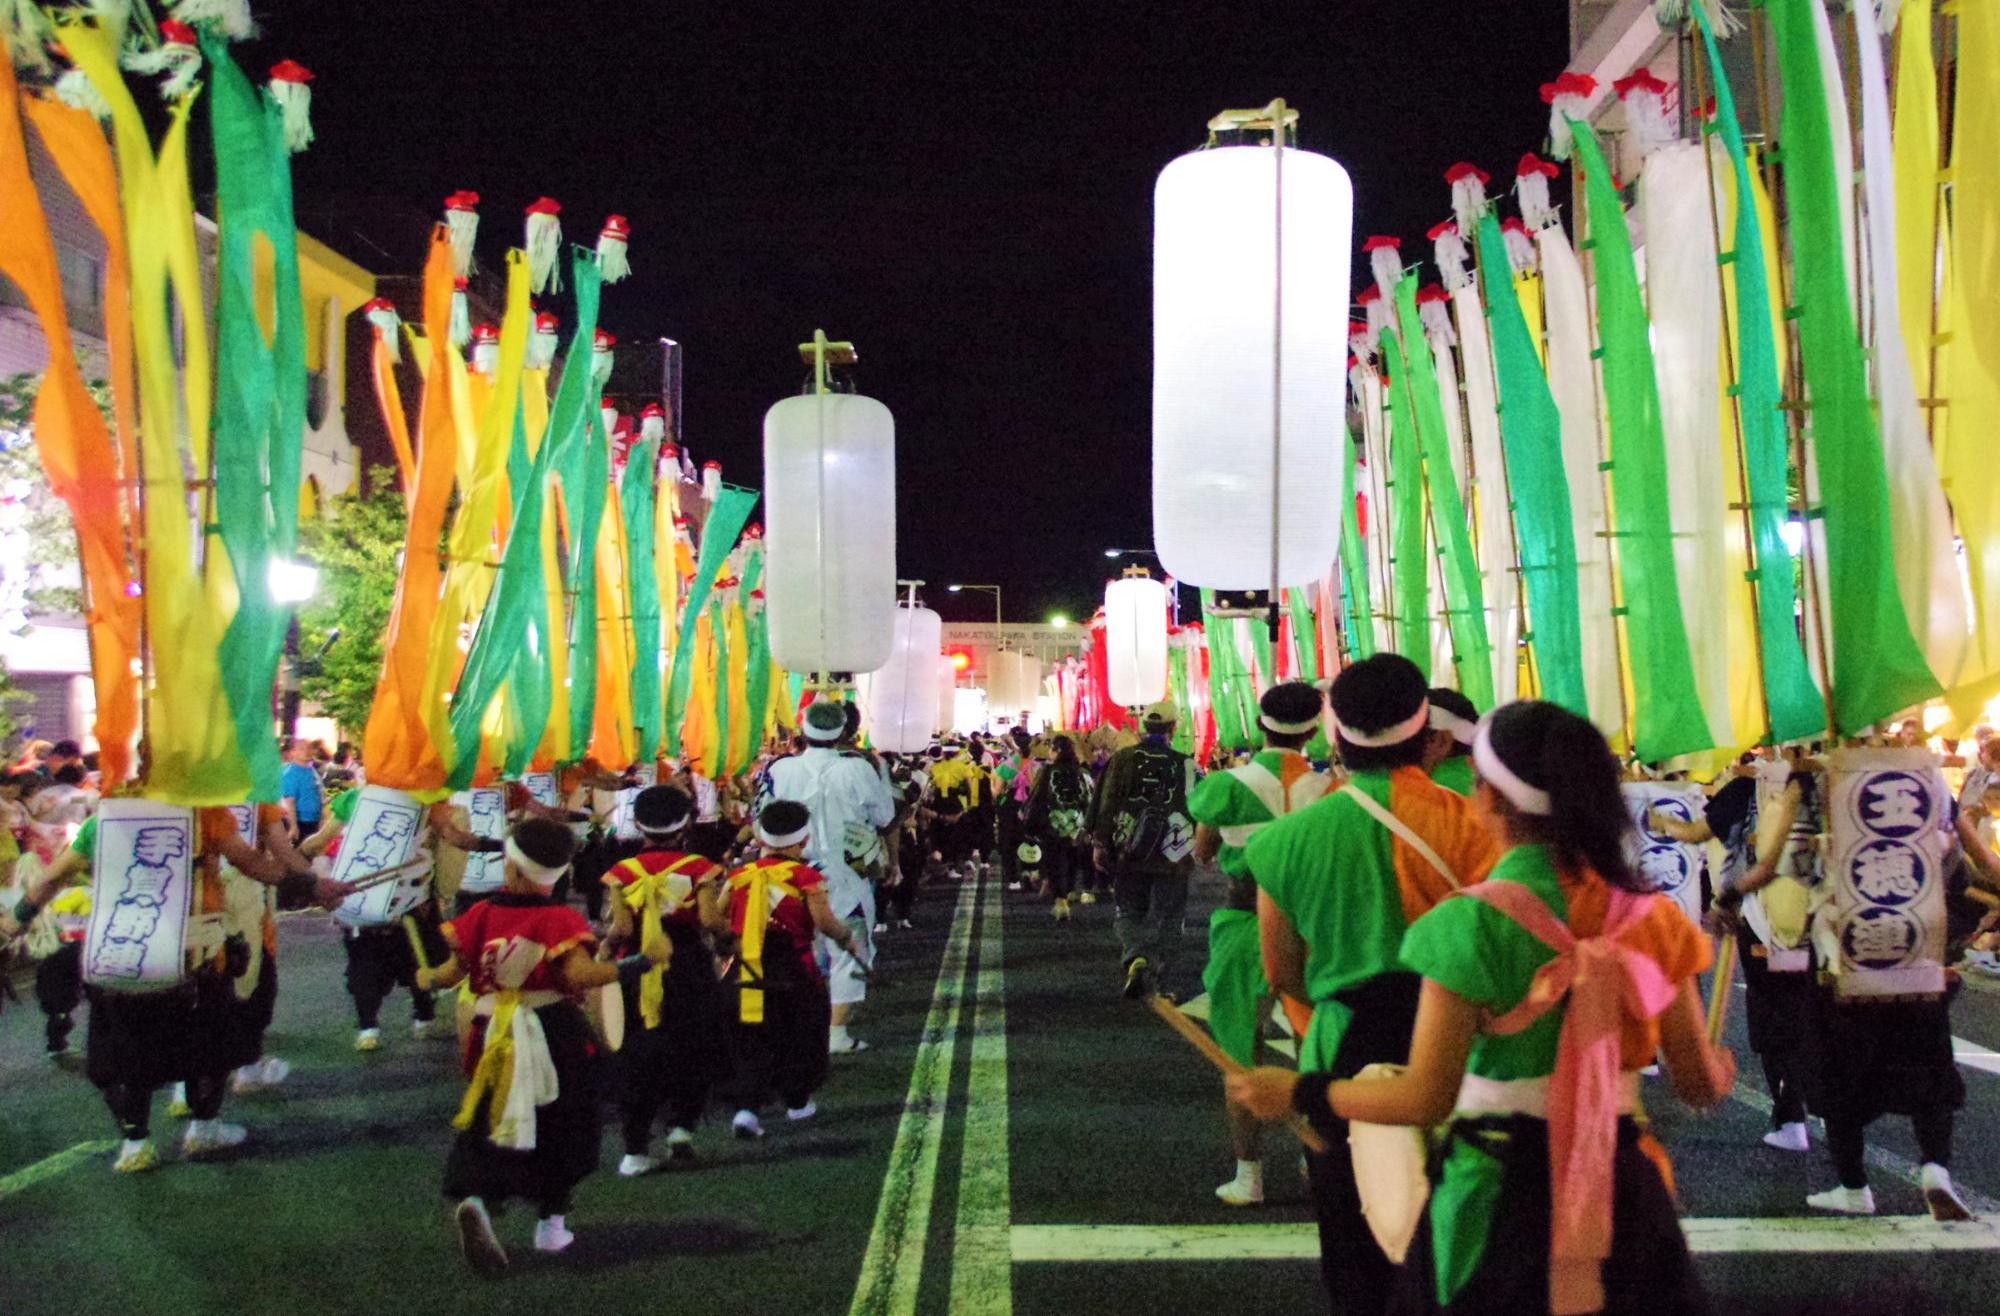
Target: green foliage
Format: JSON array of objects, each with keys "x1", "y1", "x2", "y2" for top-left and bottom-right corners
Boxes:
[
  {"x1": 0, "y1": 373, "x2": 100, "y2": 621},
  {"x1": 296, "y1": 467, "x2": 404, "y2": 738}
]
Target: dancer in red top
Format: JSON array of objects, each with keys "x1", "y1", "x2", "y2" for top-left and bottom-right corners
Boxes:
[
  {"x1": 721, "y1": 799, "x2": 872, "y2": 1138},
  {"x1": 421, "y1": 817, "x2": 663, "y2": 1274}
]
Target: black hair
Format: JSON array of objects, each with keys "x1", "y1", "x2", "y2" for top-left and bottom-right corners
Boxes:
[
  {"x1": 633, "y1": 784, "x2": 693, "y2": 834},
  {"x1": 759, "y1": 798, "x2": 810, "y2": 838},
  {"x1": 53, "y1": 763, "x2": 84, "y2": 786},
  {"x1": 841, "y1": 701, "x2": 864, "y2": 741},
  {"x1": 1427, "y1": 688, "x2": 1478, "y2": 759},
  {"x1": 1330, "y1": 655, "x2": 1430, "y2": 770},
  {"x1": 50, "y1": 739, "x2": 81, "y2": 759},
  {"x1": 510, "y1": 816, "x2": 577, "y2": 871},
  {"x1": 1052, "y1": 736, "x2": 1078, "y2": 764},
  {"x1": 1481, "y1": 700, "x2": 1643, "y2": 892}
]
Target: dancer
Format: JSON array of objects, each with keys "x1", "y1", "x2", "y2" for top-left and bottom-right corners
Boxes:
[
  {"x1": 1232, "y1": 699, "x2": 1732, "y2": 1316},
  {"x1": 1244, "y1": 654, "x2": 1501, "y2": 1314},
  {"x1": 602, "y1": 784, "x2": 729, "y2": 1174},
  {"x1": 1188, "y1": 680, "x2": 1334, "y2": 1207},
  {"x1": 721, "y1": 800, "x2": 873, "y2": 1136},
  {"x1": 420, "y1": 817, "x2": 660, "y2": 1273},
  {"x1": 1423, "y1": 687, "x2": 1479, "y2": 797},
  {"x1": 1090, "y1": 702, "x2": 1198, "y2": 1000},
  {"x1": 1025, "y1": 734, "x2": 1093, "y2": 922}
]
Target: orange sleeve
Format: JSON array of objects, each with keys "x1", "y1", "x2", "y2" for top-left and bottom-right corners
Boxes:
[
  {"x1": 1387, "y1": 769, "x2": 1507, "y2": 923},
  {"x1": 1622, "y1": 897, "x2": 1713, "y2": 984}
]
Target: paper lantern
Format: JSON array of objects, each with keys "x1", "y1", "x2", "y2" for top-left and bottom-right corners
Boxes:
[
  {"x1": 865, "y1": 605, "x2": 942, "y2": 753},
  {"x1": 1105, "y1": 574, "x2": 1170, "y2": 708},
  {"x1": 936, "y1": 656, "x2": 958, "y2": 732},
  {"x1": 1153, "y1": 125, "x2": 1351, "y2": 589},
  {"x1": 988, "y1": 650, "x2": 1042, "y2": 719},
  {"x1": 953, "y1": 687, "x2": 989, "y2": 736},
  {"x1": 764, "y1": 391, "x2": 896, "y2": 674}
]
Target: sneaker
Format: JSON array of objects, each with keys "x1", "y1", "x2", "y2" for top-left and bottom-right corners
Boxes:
[
  {"x1": 182, "y1": 1121, "x2": 248, "y2": 1158},
  {"x1": 1077, "y1": 891, "x2": 1098, "y2": 906},
  {"x1": 1123, "y1": 956, "x2": 1152, "y2": 1001},
  {"x1": 1007, "y1": 881, "x2": 1025, "y2": 892},
  {"x1": 411, "y1": 1019, "x2": 446, "y2": 1041},
  {"x1": 455, "y1": 1198, "x2": 509, "y2": 1274},
  {"x1": 113, "y1": 1140, "x2": 159, "y2": 1173},
  {"x1": 873, "y1": 922, "x2": 889, "y2": 934},
  {"x1": 829, "y1": 1035, "x2": 871, "y2": 1055},
  {"x1": 786, "y1": 1100, "x2": 818, "y2": 1122},
  {"x1": 618, "y1": 1153, "x2": 656, "y2": 1178},
  {"x1": 1763, "y1": 1122, "x2": 1810, "y2": 1153},
  {"x1": 896, "y1": 918, "x2": 914, "y2": 930},
  {"x1": 533, "y1": 1215, "x2": 575, "y2": 1254},
  {"x1": 1961, "y1": 949, "x2": 2000, "y2": 978},
  {"x1": 732, "y1": 1109, "x2": 765, "y2": 1139},
  {"x1": 354, "y1": 1028, "x2": 382, "y2": 1052},
  {"x1": 1215, "y1": 1175, "x2": 1265, "y2": 1207},
  {"x1": 45, "y1": 1045, "x2": 70, "y2": 1065},
  {"x1": 666, "y1": 1126, "x2": 697, "y2": 1162},
  {"x1": 232, "y1": 1056, "x2": 291, "y2": 1094},
  {"x1": 1922, "y1": 1163, "x2": 1974, "y2": 1222},
  {"x1": 1805, "y1": 1184, "x2": 1876, "y2": 1215},
  {"x1": 167, "y1": 1082, "x2": 191, "y2": 1118}
]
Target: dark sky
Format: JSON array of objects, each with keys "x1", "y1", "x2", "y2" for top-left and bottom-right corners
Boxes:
[{"x1": 259, "y1": 1, "x2": 1568, "y2": 626}]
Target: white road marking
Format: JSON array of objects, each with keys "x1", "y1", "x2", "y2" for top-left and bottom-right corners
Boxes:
[
  {"x1": 949, "y1": 869, "x2": 1012, "y2": 1315},
  {"x1": 1952, "y1": 1036, "x2": 2000, "y2": 1077},
  {"x1": 1008, "y1": 1216, "x2": 2000, "y2": 1263},
  {"x1": 847, "y1": 875, "x2": 982, "y2": 1316}
]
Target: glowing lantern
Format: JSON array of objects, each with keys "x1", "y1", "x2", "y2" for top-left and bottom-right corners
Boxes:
[
  {"x1": 764, "y1": 332, "x2": 896, "y2": 675},
  {"x1": 1104, "y1": 572, "x2": 1170, "y2": 708},
  {"x1": 1152, "y1": 101, "x2": 1351, "y2": 591},
  {"x1": 864, "y1": 605, "x2": 942, "y2": 753},
  {"x1": 936, "y1": 655, "x2": 959, "y2": 732},
  {"x1": 989, "y1": 650, "x2": 1042, "y2": 719}
]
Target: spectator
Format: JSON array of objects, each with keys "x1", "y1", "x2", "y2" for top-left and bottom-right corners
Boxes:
[{"x1": 278, "y1": 737, "x2": 325, "y2": 838}]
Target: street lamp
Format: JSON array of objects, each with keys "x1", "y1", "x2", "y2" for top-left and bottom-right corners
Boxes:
[
  {"x1": 1048, "y1": 613, "x2": 1070, "y2": 630},
  {"x1": 267, "y1": 558, "x2": 320, "y2": 604},
  {"x1": 1103, "y1": 547, "x2": 1160, "y2": 560},
  {"x1": 946, "y1": 583, "x2": 1003, "y2": 628}
]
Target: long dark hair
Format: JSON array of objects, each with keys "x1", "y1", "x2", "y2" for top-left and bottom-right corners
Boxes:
[{"x1": 1483, "y1": 700, "x2": 1643, "y2": 892}]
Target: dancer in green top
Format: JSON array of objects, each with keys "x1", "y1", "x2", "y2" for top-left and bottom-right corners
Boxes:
[{"x1": 1424, "y1": 687, "x2": 1479, "y2": 797}]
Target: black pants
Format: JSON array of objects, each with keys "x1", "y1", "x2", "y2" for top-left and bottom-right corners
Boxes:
[
  {"x1": 342, "y1": 928, "x2": 436, "y2": 1030},
  {"x1": 996, "y1": 803, "x2": 1023, "y2": 884},
  {"x1": 1765, "y1": 1055, "x2": 1809, "y2": 1128},
  {"x1": 36, "y1": 942, "x2": 83, "y2": 1051},
  {"x1": 723, "y1": 976, "x2": 831, "y2": 1112},
  {"x1": 1041, "y1": 837, "x2": 1082, "y2": 899},
  {"x1": 1308, "y1": 974, "x2": 1422, "y2": 1316},
  {"x1": 1828, "y1": 1109, "x2": 1954, "y2": 1189}
]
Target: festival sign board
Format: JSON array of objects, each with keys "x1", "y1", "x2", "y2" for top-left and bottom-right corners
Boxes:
[
  {"x1": 332, "y1": 785, "x2": 430, "y2": 928},
  {"x1": 1622, "y1": 781, "x2": 1707, "y2": 924},
  {"x1": 521, "y1": 772, "x2": 559, "y2": 809},
  {"x1": 610, "y1": 763, "x2": 658, "y2": 841},
  {"x1": 1826, "y1": 746, "x2": 1950, "y2": 999},
  {"x1": 453, "y1": 787, "x2": 510, "y2": 895},
  {"x1": 83, "y1": 799, "x2": 196, "y2": 991}
]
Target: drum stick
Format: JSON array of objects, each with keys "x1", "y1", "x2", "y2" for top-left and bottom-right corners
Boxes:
[
  {"x1": 344, "y1": 855, "x2": 432, "y2": 895},
  {"x1": 1148, "y1": 994, "x2": 1328, "y2": 1153},
  {"x1": 401, "y1": 915, "x2": 432, "y2": 975},
  {"x1": 1705, "y1": 934, "x2": 1738, "y2": 1044}
]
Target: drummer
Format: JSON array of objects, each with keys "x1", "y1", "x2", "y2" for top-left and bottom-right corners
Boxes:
[
  {"x1": 602, "y1": 784, "x2": 731, "y2": 1174},
  {"x1": 1231, "y1": 701, "x2": 1733, "y2": 1315}
]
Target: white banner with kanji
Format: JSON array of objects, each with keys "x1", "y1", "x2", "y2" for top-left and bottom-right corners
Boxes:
[
  {"x1": 1623, "y1": 781, "x2": 1707, "y2": 925},
  {"x1": 1827, "y1": 746, "x2": 1952, "y2": 999}
]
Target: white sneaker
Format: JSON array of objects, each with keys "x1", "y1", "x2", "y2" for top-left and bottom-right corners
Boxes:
[
  {"x1": 533, "y1": 1215, "x2": 575, "y2": 1253},
  {"x1": 1806, "y1": 1184, "x2": 1876, "y2": 1215},
  {"x1": 873, "y1": 922, "x2": 889, "y2": 934},
  {"x1": 732, "y1": 1109, "x2": 765, "y2": 1139},
  {"x1": 167, "y1": 1082, "x2": 191, "y2": 1118},
  {"x1": 112, "y1": 1139, "x2": 159, "y2": 1173},
  {"x1": 1923, "y1": 1163, "x2": 1974, "y2": 1221},
  {"x1": 1763, "y1": 1122, "x2": 1810, "y2": 1153},
  {"x1": 182, "y1": 1120, "x2": 249, "y2": 1158},
  {"x1": 455, "y1": 1198, "x2": 509, "y2": 1274},
  {"x1": 666, "y1": 1126, "x2": 696, "y2": 1161},
  {"x1": 786, "y1": 1100, "x2": 818, "y2": 1122},
  {"x1": 232, "y1": 1056, "x2": 291, "y2": 1093},
  {"x1": 829, "y1": 1035, "x2": 870, "y2": 1055},
  {"x1": 618, "y1": 1153, "x2": 656, "y2": 1178},
  {"x1": 1215, "y1": 1175, "x2": 1265, "y2": 1206},
  {"x1": 354, "y1": 1028, "x2": 382, "y2": 1052},
  {"x1": 257, "y1": 1056, "x2": 291, "y2": 1086}
]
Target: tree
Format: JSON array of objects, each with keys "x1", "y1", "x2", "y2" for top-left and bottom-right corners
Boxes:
[
  {"x1": 296, "y1": 467, "x2": 404, "y2": 738},
  {"x1": 0, "y1": 373, "x2": 93, "y2": 625}
]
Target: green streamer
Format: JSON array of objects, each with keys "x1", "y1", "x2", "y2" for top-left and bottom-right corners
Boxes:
[
  {"x1": 708, "y1": 593, "x2": 732, "y2": 776},
  {"x1": 1198, "y1": 594, "x2": 1250, "y2": 751},
  {"x1": 1570, "y1": 122, "x2": 1713, "y2": 761},
  {"x1": 205, "y1": 36, "x2": 304, "y2": 798},
  {"x1": 666, "y1": 487, "x2": 759, "y2": 751},
  {"x1": 1764, "y1": 0, "x2": 1937, "y2": 730},
  {"x1": 741, "y1": 540, "x2": 771, "y2": 765},
  {"x1": 622, "y1": 438, "x2": 664, "y2": 760},
  {"x1": 563, "y1": 380, "x2": 613, "y2": 756},
  {"x1": 1695, "y1": 8, "x2": 1825, "y2": 743},
  {"x1": 1473, "y1": 217, "x2": 1587, "y2": 717},
  {"x1": 1378, "y1": 330, "x2": 1432, "y2": 676},
  {"x1": 1339, "y1": 429, "x2": 1376, "y2": 661},
  {"x1": 449, "y1": 257, "x2": 601, "y2": 785},
  {"x1": 1394, "y1": 275, "x2": 1495, "y2": 709},
  {"x1": 1285, "y1": 586, "x2": 1320, "y2": 683},
  {"x1": 1168, "y1": 644, "x2": 1194, "y2": 755}
]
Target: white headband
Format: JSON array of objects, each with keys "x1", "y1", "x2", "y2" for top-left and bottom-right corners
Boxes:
[
  {"x1": 505, "y1": 835, "x2": 571, "y2": 887},
  {"x1": 757, "y1": 820, "x2": 810, "y2": 848},
  {"x1": 1261, "y1": 712, "x2": 1322, "y2": 736},
  {"x1": 1334, "y1": 699, "x2": 1430, "y2": 748},
  {"x1": 1471, "y1": 715, "x2": 1552, "y2": 815},
  {"x1": 1429, "y1": 705, "x2": 1477, "y2": 746}
]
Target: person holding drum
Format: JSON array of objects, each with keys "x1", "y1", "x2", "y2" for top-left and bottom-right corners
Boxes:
[
  {"x1": 1232, "y1": 700, "x2": 1735, "y2": 1316},
  {"x1": 418, "y1": 816, "x2": 664, "y2": 1273}
]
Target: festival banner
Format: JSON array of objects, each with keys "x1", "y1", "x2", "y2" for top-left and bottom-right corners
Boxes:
[
  {"x1": 1622, "y1": 781, "x2": 1707, "y2": 926},
  {"x1": 82, "y1": 799, "x2": 195, "y2": 991},
  {"x1": 1826, "y1": 746, "x2": 1950, "y2": 999}
]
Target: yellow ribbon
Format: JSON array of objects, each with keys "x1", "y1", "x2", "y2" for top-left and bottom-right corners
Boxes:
[
  {"x1": 730, "y1": 861, "x2": 802, "y2": 1024},
  {"x1": 453, "y1": 991, "x2": 522, "y2": 1136},
  {"x1": 616, "y1": 854, "x2": 704, "y2": 1030}
]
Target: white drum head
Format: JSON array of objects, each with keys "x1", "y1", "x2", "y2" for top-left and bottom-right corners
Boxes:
[{"x1": 1347, "y1": 1062, "x2": 1431, "y2": 1265}]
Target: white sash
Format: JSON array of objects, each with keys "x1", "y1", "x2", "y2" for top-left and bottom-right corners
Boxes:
[{"x1": 1338, "y1": 785, "x2": 1461, "y2": 890}]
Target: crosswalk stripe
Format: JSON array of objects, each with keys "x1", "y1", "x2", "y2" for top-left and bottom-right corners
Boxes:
[{"x1": 1007, "y1": 1216, "x2": 2000, "y2": 1263}]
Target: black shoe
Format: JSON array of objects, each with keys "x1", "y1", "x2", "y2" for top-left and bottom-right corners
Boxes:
[{"x1": 1123, "y1": 956, "x2": 1152, "y2": 1000}]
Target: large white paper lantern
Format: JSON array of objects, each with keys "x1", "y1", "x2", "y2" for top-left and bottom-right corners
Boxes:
[
  {"x1": 988, "y1": 650, "x2": 1042, "y2": 719},
  {"x1": 1105, "y1": 574, "x2": 1170, "y2": 708},
  {"x1": 1153, "y1": 124, "x2": 1351, "y2": 589},
  {"x1": 936, "y1": 656, "x2": 958, "y2": 732},
  {"x1": 764, "y1": 390, "x2": 896, "y2": 674},
  {"x1": 864, "y1": 605, "x2": 942, "y2": 753},
  {"x1": 953, "y1": 687, "x2": 989, "y2": 736}
]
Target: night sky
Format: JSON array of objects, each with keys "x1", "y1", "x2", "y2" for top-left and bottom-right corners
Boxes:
[{"x1": 256, "y1": 1, "x2": 1568, "y2": 625}]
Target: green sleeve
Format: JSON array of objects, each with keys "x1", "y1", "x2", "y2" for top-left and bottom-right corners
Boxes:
[
  {"x1": 1399, "y1": 896, "x2": 1515, "y2": 1011},
  {"x1": 330, "y1": 788, "x2": 360, "y2": 824},
  {"x1": 1186, "y1": 769, "x2": 1236, "y2": 828},
  {"x1": 1243, "y1": 808, "x2": 1294, "y2": 897},
  {"x1": 69, "y1": 814, "x2": 98, "y2": 865}
]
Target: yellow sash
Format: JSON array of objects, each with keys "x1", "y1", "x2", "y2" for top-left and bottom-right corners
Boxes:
[
  {"x1": 615, "y1": 854, "x2": 704, "y2": 1030},
  {"x1": 729, "y1": 860, "x2": 803, "y2": 1024},
  {"x1": 455, "y1": 990, "x2": 524, "y2": 1136}
]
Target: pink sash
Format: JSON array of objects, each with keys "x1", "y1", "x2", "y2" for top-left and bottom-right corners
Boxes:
[{"x1": 1459, "y1": 879, "x2": 1680, "y2": 1316}]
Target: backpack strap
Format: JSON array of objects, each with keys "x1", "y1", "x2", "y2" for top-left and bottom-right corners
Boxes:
[{"x1": 1338, "y1": 784, "x2": 1461, "y2": 890}]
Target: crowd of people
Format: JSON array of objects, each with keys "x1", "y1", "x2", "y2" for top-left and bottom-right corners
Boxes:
[{"x1": 4, "y1": 663, "x2": 1998, "y2": 1311}]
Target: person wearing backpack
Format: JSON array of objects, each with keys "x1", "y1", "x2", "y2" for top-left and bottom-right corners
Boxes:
[
  {"x1": 1232, "y1": 700, "x2": 1734, "y2": 1315},
  {"x1": 1088, "y1": 702, "x2": 1198, "y2": 1000},
  {"x1": 1026, "y1": 734, "x2": 1094, "y2": 921},
  {"x1": 1242, "y1": 654, "x2": 1502, "y2": 1315}
]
